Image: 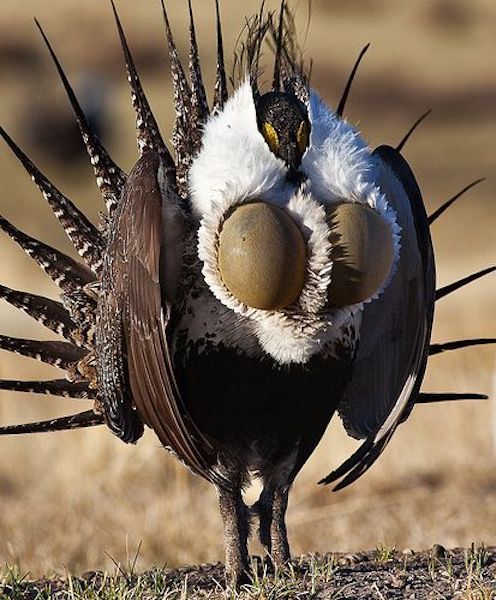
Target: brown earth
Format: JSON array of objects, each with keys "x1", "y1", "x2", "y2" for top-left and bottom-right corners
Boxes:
[
  {"x1": 0, "y1": 0, "x2": 495, "y2": 581},
  {"x1": 2, "y1": 546, "x2": 495, "y2": 599}
]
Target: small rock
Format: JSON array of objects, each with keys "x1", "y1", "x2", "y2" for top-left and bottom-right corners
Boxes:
[
  {"x1": 402, "y1": 548, "x2": 414, "y2": 555},
  {"x1": 431, "y1": 544, "x2": 447, "y2": 559}
]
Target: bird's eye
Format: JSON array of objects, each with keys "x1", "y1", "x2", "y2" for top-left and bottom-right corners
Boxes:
[
  {"x1": 261, "y1": 122, "x2": 279, "y2": 154},
  {"x1": 296, "y1": 120, "x2": 309, "y2": 154}
]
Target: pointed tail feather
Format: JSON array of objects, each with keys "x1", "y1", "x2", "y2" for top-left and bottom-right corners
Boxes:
[
  {"x1": 0, "y1": 335, "x2": 85, "y2": 369},
  {"x1": 187, "y1": 0, "x2": 209, "y2": 135},
  {"x1": 34, "y1": 19, "x2": 126, "y2": 216},
  {"x1": 110, "y1": 0, "x2": 175, "y2": 181},
  {"x1": 430, "y1": 338, "x2": 496, "y2": 356},
  {"x1": 396, "y1": 110, "x2": 431, "y2": 152},
  {"x1": 336, "y1": 44, "x2": 370, "y2": 118},
  {"x1": 0, "y1": 127, "x2": 104, "y2": 272},
  {"x1": 0, "y1": 215, "x2": 96, "y2": 293},
  {"x1": 436, "y1": 265, "x2": 495, "y2": 301},
  {"x1": 0, "y1": 410, "x2": 104, "y2": 435},
  {"x1": 0, "y1": 379, "x2": 96, "y2": 399},
  {"x1": 417, "y1": 392, "x2": 487, "y2": 403},
  {"x1": 429, "y1": 178, "x2": 485, "y2": 225},
  {"x1": 0, "y1": 284, "x2": 76, "y2": 341},
  {"x1": 159, "y1": 0, "x2": 193, "y2": 198},
  {"x1": 212, "y1": 0, "x2": 228, "y2": 113}
]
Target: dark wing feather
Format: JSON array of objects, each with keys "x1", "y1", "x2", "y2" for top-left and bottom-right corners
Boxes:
[
  {"x1": 97, "y1": 151, "x2": 220, "y2": 483},
  {"x1": 322, "y1": 145, "x2": 435, "y2": 490}
]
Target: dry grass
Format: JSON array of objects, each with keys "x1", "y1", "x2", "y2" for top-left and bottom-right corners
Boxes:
[{"x1": 0, "y1": 0, "x2": 495, "y2": 579}]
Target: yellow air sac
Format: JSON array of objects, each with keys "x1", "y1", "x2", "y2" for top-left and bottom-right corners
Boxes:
[
  {"x1": 327, "y1": 202, "x2": 394, "y2": 308},
  {"x1": 218, "y1": 202, "x2": 307, "y2": 310}
]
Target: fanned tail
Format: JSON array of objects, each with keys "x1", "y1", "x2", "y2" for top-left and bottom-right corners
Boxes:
[
  {"x1": 187, "y1": 0, "x2": 209, "y2": 140},
  {"x1": 160, "y1": 0, "x2": 193, "y2": 198},
  {"x1": 212, "y1": 0, "x2": 228, "y2": 113},
  {"x1": 0, "y1": 284, "x2": 76, "y2": 342},
  {"x1": 0, "y1": 214, "x2": 95, "y2": 293},
  {"x1": 110, "y1": 0, "x2": 175, "y2": 183},
  {"x1": 0, "y1": 410, "x2": 104, "y2": 436},
  {"x1": 429, "y1": 179, "x2": 485, "y2": 225},
  {"x1": 0, "y1": 128, "x2": 104, "y2": 272},
  {"x1": 0, "y1": 335, "x2": 85, "y2": 369},
  {"x1": 0, "y1": 379, "x2": 96, "y2": 399},
  {"x1": 430, "y1": 338, "x2": 496, "y2": 356},
  {"x1": 436, "y1": 266, "x2": 495, "y2": 301},
  {"x1": 417, "y1": 392, "x2": 487, "y2": 403},
  {"x1": 396, "y1": 110, "x2": 431, "y2": 152},
  {"x1": 34, "y1": 19, "x2": 126, "y2": 216}
]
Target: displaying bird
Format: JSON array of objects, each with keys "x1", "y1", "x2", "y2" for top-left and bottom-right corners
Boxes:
[{"x1": 0, "y1": 0, "x2": 494, "y2": 588}]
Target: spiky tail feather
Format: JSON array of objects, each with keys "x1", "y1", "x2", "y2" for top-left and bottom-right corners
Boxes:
[{"x1": 0, "y1": 3, "x2": 195, "y2": 436}]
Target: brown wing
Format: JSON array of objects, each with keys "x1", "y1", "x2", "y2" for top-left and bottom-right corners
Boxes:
[
  {"x1": 97, "y1": 151, "x2": 219, "y2": 484},
  {"x1": 320, "y1": 145, "x2": 435, "y2": 490}
]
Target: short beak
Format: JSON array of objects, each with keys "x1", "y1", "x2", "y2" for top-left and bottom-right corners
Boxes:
[{"x1": 285, "y1": 142, "x2": 305, "y2": 184}]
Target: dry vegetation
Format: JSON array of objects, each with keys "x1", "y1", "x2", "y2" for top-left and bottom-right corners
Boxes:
[{"x1": 0, "y1": 0, "x2": 495, "y2": 591}]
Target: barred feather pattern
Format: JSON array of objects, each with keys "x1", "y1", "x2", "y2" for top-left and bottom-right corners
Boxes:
[
  {"x1": 212, "y1": 0, "x2": 228, "y2": 113},
  {"x1": 111, "y1": 0, "x2": 175, "y2": 178},
  {"x1": 0, "y1": 128, "x2": 104, "y2": 272},
  {"x1": 0, "y1": 335, "x2": 86, "y2": 370},
  {"x1": 0, "y1": 284, "x2": 76, "y2": 341},
  {"x1": 35, "y1": 19, "x2": 127, "y2": 216},
  {"x1": 0, "y1": 379, "x2": 96, "y2": 400},
  {"x1": 187, "y1": 0, "x2": 209, "y2": 147},
  {"x1": 0, "y1": 216, "x2": 96, "y2": 293},
  {"x1": 160, "y1": 0, "x2": 194, "y2": 199}
]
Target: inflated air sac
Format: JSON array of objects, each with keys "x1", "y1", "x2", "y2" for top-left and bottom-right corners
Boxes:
[
  {"x1": 218, "y1": 202, "x2": 307, "y2": 310},
  {"x1": 327, "y1": 202, "x2": 394, "y2": 308}
]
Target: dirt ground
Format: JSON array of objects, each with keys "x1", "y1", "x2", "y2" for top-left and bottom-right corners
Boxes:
[
  {"x1": 0, "y1": 0, "x2": 495, "y2": 582},
  {"x1": 2, "y1": 547, "x2": 495, "y2": 599}
]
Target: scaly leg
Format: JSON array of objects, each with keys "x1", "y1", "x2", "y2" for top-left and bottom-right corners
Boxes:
[
  {"x1": 218, "y1": 480, "x2": 250, "y2": 588},
  {"x1": 270, "y1": 487, "x2": 290, "y2": 566},
  {"x1": 255, "y1": 486, "x2": 291, "y2": 567}
]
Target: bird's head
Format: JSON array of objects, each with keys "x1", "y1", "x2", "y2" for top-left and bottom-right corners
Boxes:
[{"x1": 255, "y1": 91, "x2": 310, "y2": 177}]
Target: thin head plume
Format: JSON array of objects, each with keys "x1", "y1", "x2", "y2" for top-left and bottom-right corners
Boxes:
[
  {"x1": 429, "y1": 338, "x2": 496, "y2": 356},
  {"x1": 34, "y1": 18, "x2": 126, "y2": 216},
  {"x1": 436, "y1": 265, "x2": 496, "y2": 301},
  {"x1": 396, "y1": 109, "x2": 432, "y2": 152},
  {"x1": 110, "y1": 0, "x2": 175, "y2": 181},
  {"x1": 230, "y1": 5, "x2": 269, "y2": 94},
  {"x1": 267, "y1": 3, "x2": 310, "y2": 102},
  {"x1": 187, "y1": 0, "x2": 209, "y2": 133},
  {"x1": 0, "y1": 379, "x2": 97, "y2": 399},
  {"x1": 272, "y1": 0, "x2": 285, "y2": 91},
  {"x1": 253, "y1": 0, "x2": 267, "y2": 92},
  {"x1": 159, "y1": 0, "x2": 194, "y2": 198},
  {"x1": 1, "y1": 127, "x2": 104, "y2": 273},
  {"x1": 212, "y1": 0, "x2": 228, "y2": 113},
  {"x1": 0, "y1": 410, "x2": 105, "y2": 436},
  {"x1": 429, "y1": 178, "x2": 485, "y2": 225},
  {"x1": 336, "y1": 43, "x2": 370, "y2": 118},
  {"x1": 0, "y1": 335, "x2": 86, "y2": 370},
  {"x1": 0, "y1": 215, "x2": 96, "y2": 294},
  {"x1": 0, "y1": 284, "x2": 76, "y2": 342}
]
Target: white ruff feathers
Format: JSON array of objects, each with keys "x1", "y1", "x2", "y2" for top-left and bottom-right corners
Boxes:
[
  {"x1": 190, "y1": 83, "x2": 401, "y2": 364},
  {"x1": 189, "y1": 80, "x2": 291, "y2": 217}
]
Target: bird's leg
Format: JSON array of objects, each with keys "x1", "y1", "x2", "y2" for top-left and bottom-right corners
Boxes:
[
  {"x1": 255, "y1": 486, "x2": 290, "y2": 567},
  {"x1": 255, "y1": 488, "x2": 274, "y2": 554},
  {"x1": 270, "y1": 487, "x2": 290, "y2": 567},
  {"x1": 218, "y1": 481, "x2": 250, "y2": 588}
]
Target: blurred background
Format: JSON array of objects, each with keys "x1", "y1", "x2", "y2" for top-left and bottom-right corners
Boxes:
[{"x1": 0, "y1": 0, "x2": 494, "y2": 576}]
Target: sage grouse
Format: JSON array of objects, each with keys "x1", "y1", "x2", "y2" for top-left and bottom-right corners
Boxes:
[{"x1": 0, "y1": 1, "x2": 494, "y2": 587}]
